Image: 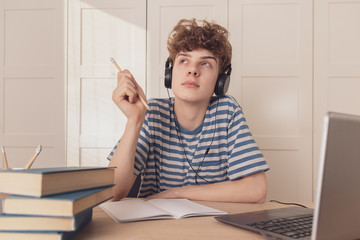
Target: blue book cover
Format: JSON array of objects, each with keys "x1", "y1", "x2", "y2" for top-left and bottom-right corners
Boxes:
[{"x1": 1, "y1": 185, "x2": 113, "y2": 216}]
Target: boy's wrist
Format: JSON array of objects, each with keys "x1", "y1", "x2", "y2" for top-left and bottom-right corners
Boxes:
[{"x1": 126, "y1": 118, "x2": 144, "y2": 132}]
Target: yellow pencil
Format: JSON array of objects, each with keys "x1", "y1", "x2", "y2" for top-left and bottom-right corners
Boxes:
[
  {"x1": 110, "y1": 57, "x2": 150, "y2": 111},
  {"x1": 1, "y1": 146, "x2": 9, "y2": 170},
  {"x1": 24, "y1": 145, "x2": 42, "y2": 169}
]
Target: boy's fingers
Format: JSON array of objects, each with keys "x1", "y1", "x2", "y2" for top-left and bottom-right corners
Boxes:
[
  {"x1": 115, "y1": 69, "x2": 148, "y2": 108},
  {"x1": 117, "y1": 70, "x2": 133, "y2": 85}
]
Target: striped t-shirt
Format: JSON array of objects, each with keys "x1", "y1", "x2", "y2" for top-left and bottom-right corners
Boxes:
[{"x1": 108, "y1": 95, "x2": 269, "y2": 197}]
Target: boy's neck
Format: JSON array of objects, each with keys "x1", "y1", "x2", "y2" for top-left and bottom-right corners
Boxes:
[{"x1": 173, "y1": 98, "x2": 209, "y2": 131}]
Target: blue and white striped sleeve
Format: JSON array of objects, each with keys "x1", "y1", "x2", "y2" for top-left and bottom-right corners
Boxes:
[
  {"x1": 133, "y1": 117, "x2": 150, "y2": 176},
  {"x1": 107, "y1": 117, "x2": 150, "y2": 176},
  {"x1": 227, "y1": 98, "x2": 269, "y2": 180}
]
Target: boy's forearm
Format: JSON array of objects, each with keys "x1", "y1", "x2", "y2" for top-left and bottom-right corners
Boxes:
[
  {"x1": 109, "y1": 120, "x2": 143, "y2": 200},
  {"x1": 147, "y1": 172, "x2": 267, "y2": 203}
]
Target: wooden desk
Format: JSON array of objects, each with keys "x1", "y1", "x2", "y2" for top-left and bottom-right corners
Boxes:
[{"x1": 74, "y1": 201, "x2": 313, "y2": 240}]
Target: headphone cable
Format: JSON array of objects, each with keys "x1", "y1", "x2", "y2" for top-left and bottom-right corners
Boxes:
[
  {"x1": 169, "y1": 93, "x2": 218, "y2": 185},
  {"x1": 194, "y1": 98, "x2": 219, "y2": 184}
]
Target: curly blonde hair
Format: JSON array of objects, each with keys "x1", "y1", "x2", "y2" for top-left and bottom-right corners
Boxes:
[{"x1": 167, "y1": 19, "x2": 232, "y2": 74}]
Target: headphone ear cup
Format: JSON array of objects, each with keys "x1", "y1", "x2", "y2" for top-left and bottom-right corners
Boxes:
[
  {"x1": 164, "y1": 58, "x2": 172, "y2": 89},
  {"x1": 214, "y1": 74, "x2": 230, "y2": 96},
  {"x1": 164, "y1": 67, "x2": 172, "y2": 89}
]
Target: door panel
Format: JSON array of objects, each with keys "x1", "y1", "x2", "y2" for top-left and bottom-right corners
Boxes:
[
  {"x1": 67, "y1": 0, "x2": 146, "y2": 166},
  {"x1": 0, "y1": 0, "x2": 65, "y2": 168},
  {"x1": 314, "y1": 0, "x2": 360, "y2": 195},
  {"x1": 229, "y1": 0, "x2": 313, "y2": 201}
]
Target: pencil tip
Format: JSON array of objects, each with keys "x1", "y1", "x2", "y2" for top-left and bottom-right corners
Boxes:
[{"x1": 36, "y1": 145, "x2": 42, "y2": 154}]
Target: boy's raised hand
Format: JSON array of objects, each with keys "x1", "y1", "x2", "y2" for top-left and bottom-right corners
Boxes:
[{"x1": 112, "y1": 69, "x2": 147, "y2": 122}]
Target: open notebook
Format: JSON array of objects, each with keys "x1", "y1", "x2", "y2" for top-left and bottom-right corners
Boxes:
[{"x1": 101, "y1": 198, "x2": 227, "y2": 222}]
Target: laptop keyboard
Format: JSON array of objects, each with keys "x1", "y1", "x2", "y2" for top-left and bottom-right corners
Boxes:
[{"x1": 248, "y1": 215, "x2": 313, "y2": 239}]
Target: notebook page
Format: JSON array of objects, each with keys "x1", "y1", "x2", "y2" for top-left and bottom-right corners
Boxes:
[
  {"x1": 100, "y1": 199, "x2": 172, "y2": 222},
  {"x1": 148, "y1": 199, "x2": 227, "y2": 219}
]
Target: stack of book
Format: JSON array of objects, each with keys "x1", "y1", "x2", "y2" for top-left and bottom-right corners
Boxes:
[{"x1": 0, "y1": 167, "x2": 115, "y2": 240}]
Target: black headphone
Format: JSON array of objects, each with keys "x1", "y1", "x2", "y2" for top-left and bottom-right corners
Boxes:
[{"x1": 164, "y1": 58, "x2": 232, "y2": 96}]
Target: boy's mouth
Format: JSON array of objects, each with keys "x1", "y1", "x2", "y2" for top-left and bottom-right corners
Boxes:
[{"x1": 182, "y1": 81, "x2": 199, "y2": 88}]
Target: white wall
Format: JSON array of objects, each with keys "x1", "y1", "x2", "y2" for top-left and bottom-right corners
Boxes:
[
  {"x1": 313, "y1": 0, "x2": 360, "y2": 195},
  {"x1": 2, "y1": 0, "x2": 360, "y2": 202},
  {"x1": 0, "y1": 0, "x2": 66, "y2": 168},
  {"x1": 67, "y1": 0, "x2": 146, "y2": 166},
  {"x1": 228, "y1": 0, "x2": 313, "y2": 202},
  {"x1": 145, "y1": 0, "x2": 313, "y2": 202}
]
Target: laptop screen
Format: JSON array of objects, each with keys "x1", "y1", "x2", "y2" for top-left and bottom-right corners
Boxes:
[{"x1": 312, "y1": 112, "x2": 360, "y2": 240}]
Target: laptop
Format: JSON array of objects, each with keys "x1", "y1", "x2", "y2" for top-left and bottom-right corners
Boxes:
[{"x1": 215, "y1": 112, "x2": 360, "y2": 240}]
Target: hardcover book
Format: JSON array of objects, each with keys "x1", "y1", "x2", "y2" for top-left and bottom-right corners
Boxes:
[
  {"x1": 0, "y1": 167, "x2": 115, "y2": 197},
  {"x1": 1, "y1": 185, "x2": 113, "y2": 217},
  {"x1": 0, "y1": 208, "x2": 92, "y2": 232},
  {"x1": 0, "y1": 231, "x2": 80, "y2": 240}
]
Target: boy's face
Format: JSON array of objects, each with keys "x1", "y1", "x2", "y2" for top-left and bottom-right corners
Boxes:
[{"x1": 172, "y1": 48, "x2": 220, "y2": 104}]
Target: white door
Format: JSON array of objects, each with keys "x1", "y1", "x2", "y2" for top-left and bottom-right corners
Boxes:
[
  {"x1": 229, "y1": 0, "x2": 313, "y2": 202},
  {"x1": 0, "y1": 0, "x2": 65, "y2": 168},
  {"x1": 314, "y1": 0, "x2": 360, "y2": 194},
  {"x1": 147, "y1": 0, "x2": 313, "y2": 202},
  {"x1": 67, "y1": 0, "x2": 146, "y2": 166}
]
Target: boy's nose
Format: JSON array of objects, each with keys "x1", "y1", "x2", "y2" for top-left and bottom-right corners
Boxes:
[{"x1": 188, "y1": 70, "x2": 198, "y2": 76}]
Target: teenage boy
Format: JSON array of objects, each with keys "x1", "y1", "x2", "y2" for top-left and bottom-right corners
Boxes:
[{"x1": 109, "y1": 19, "x2": 269, "y2": 203}]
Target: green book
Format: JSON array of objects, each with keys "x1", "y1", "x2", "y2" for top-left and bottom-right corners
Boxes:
[{"x1": 0, "y1": 167, "x2": 115, "y2": 197}]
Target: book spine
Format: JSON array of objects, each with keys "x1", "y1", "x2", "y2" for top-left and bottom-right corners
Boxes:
[{"x1": 72, "y1": 208, "x2": 93, "y2": 230}]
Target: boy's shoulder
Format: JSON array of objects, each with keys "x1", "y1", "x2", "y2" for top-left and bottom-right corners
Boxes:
[
  {"x1": 147, "y1": 96, "x2": 241, "y2": 111},
  {"x1": 212, "y1": 95, "x2": 242, "y2": 110},
  {"x1": 148, "y1": 97, "x2": 170, "y2": 104},
  {"x1": 147, "y1": 98, "x2": 172, "y2": 111}
]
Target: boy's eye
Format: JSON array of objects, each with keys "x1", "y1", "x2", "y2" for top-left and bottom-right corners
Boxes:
[
  {"x1": 178, "y1": 59, "x2": 188, "y2": 64},
  {"x1": 201, "y1": 62, "x2": 212, "y2": 67}
]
